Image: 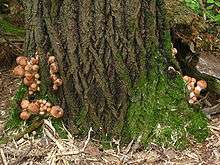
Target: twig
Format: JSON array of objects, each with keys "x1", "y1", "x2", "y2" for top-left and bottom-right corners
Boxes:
[
  {"x1": 82, "y1": 127, "x2": 93, "y2": 152},
  {"x1": 0, "y1": 148, "x2": 7, "y2": 165}
]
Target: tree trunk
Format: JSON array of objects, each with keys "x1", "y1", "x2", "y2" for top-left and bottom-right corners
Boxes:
[{"x1": 22, "y1": 0, "x2": 208, "y2": 146}]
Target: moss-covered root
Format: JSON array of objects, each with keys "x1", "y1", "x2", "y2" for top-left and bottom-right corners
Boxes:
[{"x1": 0, "y1": 119, "x2": 43, "y2": 144}]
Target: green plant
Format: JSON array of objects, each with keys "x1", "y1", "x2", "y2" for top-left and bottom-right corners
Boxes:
[
  {"x1": 205, "y1": 0, "x2": 220, "y2": 23},
  {"x1": 184, "y1": 0, "x2": 220, "y2": 24}
]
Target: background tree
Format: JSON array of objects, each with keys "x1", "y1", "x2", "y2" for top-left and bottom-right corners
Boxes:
[{"x1": 21, "y1": 0, "x2": 208, "y2": 147}]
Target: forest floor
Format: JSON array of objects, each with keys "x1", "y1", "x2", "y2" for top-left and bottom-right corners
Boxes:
[{"x1": 0, "y1": 68, "x2": 220, "y2": 164}]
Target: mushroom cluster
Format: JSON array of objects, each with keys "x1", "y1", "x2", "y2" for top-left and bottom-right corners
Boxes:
[
  {"x1": 47, "y1": 55, "x2": 63, "y2": 90},
  {"x1": 183, "y1": 75, "x2": 208, "y2": 104},
  {"x1": 19, "y1": 99, "x2": 64, "y2": 120},
  {"x1": 13, "y1": 54, "x2": 40, "y2": 95}
]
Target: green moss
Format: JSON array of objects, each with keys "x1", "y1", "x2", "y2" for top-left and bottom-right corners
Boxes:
[
  {"x1": 0, "y1": 19, "x2": 25, "y2": 36},
  {"x1": 5, "y1": 84, "x2": 27, "y2": 130},
  {"x1": 124, "y1": 71, "x2": 209, "y2": 149},
  {"x1": 51, "y1": 119, "x2": 68, "y2": 139}
]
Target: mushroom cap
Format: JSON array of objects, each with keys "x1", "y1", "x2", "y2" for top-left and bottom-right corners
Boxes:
[
  {"x1": 25, "y1": 73, "x2": 34, "y2": 81},
  {"x1": 183, "y1": 76, "x2": 192, "y2": 83},
  {"x1": 54, "y1": 78, "x2": 62, "y2": 86},
  {"x1": 191, "y1": 78, "x2": 196, "y2": 83},
  {"x1": 48, "y1": 56, "x2": 56, "y2": 64},
  {"x1": 30, "y1": 57, "x2": 39, "y2": 65},
  {"x1": 34, "y1": 73, "x2": 40, "y2": 79},
  {"x1": 172, "y1": 48, "x2": 177, "y2": 56},
  {"x1": 183, "y1": 76, "x2": 190, "y2": 82},
  {"x1": 27, "y1": 102, "x2": 39, "y2": 113},
  {"x1": 23, "y1": 77, "x2": 34, "y2": 86},
  {"x1": 45, "y1": 102, "x2": 51, "y2": 107},
  {"x1": 32, "y1": 65, "x2": 39, "y2": 72},
  {"x1": 50, "y1": 74, "x2": 57, "y2": 81},
  {"x1": 188, "y1": 99, "x2": 195, "y2": 104},
  {"x1": 50, "y1": 62, "x2": 58, "y2": 74},
  {"x1": 20, "y1": 100, "x2": 30, "y2": 109},
  {"x1": 16, "y1": 56, "x2": 28, "y2": 66},
  {"x1": 50, "y1": 106, "x2": 64, "y2": 118},
  {"x1": 20, "y1": 111, "x2": 31, "y2": 120},
  {"x1": 30, "y1": 83, "x2": 37, "y2": 89},
  {"x1": 24, "y1": 64, "x2": 32, "y2": 71},
  {"x1": 13, "y1": 65, "x2": 25, "y2": 77},
  {"x1": 197, "y1": 80, "x2": 207, "y2": 89}
]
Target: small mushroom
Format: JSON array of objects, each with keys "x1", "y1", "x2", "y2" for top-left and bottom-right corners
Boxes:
[
  {"x1": 28, "y1": 102, "x2": 39, "y2": 113},
  {"x1": 20, "y1": 111, "x2": 31, "y2": 120},
  {"x1": 30, "y1": 83, "x2": 37, "y2": 90},
  {"x1": 54, "y1": 78, "x2": 62, "y2": 86},
  {"x1": 34, "y1": 73, "x2": 40, "y2": 79},
  {"x1": 50, "y1": 74, "x2": 57, "y2": 81},
  {"x1": 47, "y1": 107, "x2": 51, "y2": 112},
  {"x1": 20, "y1": 100, "x2": 30, "y2": 109},
  {"x1": 23, "y1": 78, "x2": 33, "y2": 86},
  {"x1": 50, "y1": 106, "x2": 64, "y2": 118},
  {"x1": 42, "y1": 100, "x2": 47, "y2": 104},
  {"x1": 32, "y1": 65, "x2": 39, "y2": 72},
  {"x1": 183, "y1": 76, "x2": 192, "y2": 83},
  {"x1": 197, "y1": 80, "x2": 207, "y2": 89},
  {"x1": 24, "y1": 64, "x2": 32, "y2": 71},
  {"x1": 16, "y1": 56, "x2": 28, "y2": 66},
  {"x1": 172, "y1": 48, "x2": 177, "y2": 56},
  {"x1": 30, "y1": 57, "x2": 39, "y2": 65},
  {"x1": 45, "y1": 102, "x2": 51, "y2": 107},
  {"x1": 50, "y1": 62, "x2": 58, "y2": 74},
  {"x1": 13, "y1": 65, "x2": 25, "y2": 77},
  {"x1": 191, "y1": 78, "x2": 196, "y2": 83},
  {"x1": 25, "y1": 73, "x2": 34, "y2": 81},
  {"x1": 48, "y1": 56, "x2": 56, "y2": 64},
  {"x1": 39, "y1": 111, "x2": 45, "y2": 115}
]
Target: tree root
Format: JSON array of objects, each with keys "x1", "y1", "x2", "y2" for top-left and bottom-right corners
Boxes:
[{"x1": 0, "y1": 119, "x2": 43, "y2": 144}]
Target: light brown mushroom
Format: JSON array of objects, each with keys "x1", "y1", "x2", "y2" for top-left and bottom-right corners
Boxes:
[
  {"x1": 50, "y1": 106, "x2": 64, "y2": 118},
  {"x1": 197, "y1": 80, "x2": 207, "y2": 89},
  {"x1": 16, "y1": 56, "x2": 28, "y2": 66},
  {"x1": 13, "y1": 65, "x2": 25, "y2": 77},
  {"x1": 20, "y1": 100, "x2": 30, "y2": 109},
  {"x1": 48, "y1": 56, "x2": 56, "y2": 64},
  {"x1": 23, "y1": 78, "x2": 33, "y2": 86},
  {"x1": 50, "y1": 74, "x2": 57, "y2": 81},
  {"x1": 30, "y1": 83, "x2": 37, "y2": 90},
  {"x1": 27, "y1": 102, "x2": 39, "y2": 113},
  {"x1": 25, "y1": 72, "x2": 34, "y2": 81},
  {"x1": 32, "y1": 65, "x2": 39, "y2": 72},
  {"x1": 54, "y1": 78, "x2": 63, "y2": 86},
  {"x1": 24, "y1": 64, "x2": 32, "y2": 71},
  {"x1": 30, "y1": 57, "x2": 39, "y2": 65},
  {"x1": 34, "y1": 73, "x2": 40, "y2": 79},
  {"x1": 20, "y1": 111, "x2": 31, "y2": 120},
  {"x1": 50, "y1": 62, "x2": 58, "y2": 74}
]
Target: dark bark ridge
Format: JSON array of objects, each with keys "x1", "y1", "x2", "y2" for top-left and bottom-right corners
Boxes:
[{"x1": 22, "y1": 0, "x2": 208, "y2": 147}]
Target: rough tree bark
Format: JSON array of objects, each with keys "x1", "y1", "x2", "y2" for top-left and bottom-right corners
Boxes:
[{"x1": 22, "y1": 0, "x2": 208, "y2": 145}]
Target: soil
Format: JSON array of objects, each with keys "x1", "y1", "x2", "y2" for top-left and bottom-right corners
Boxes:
[{"x1": 0, "y1": 67, "x2": 220, "y2": 164}]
